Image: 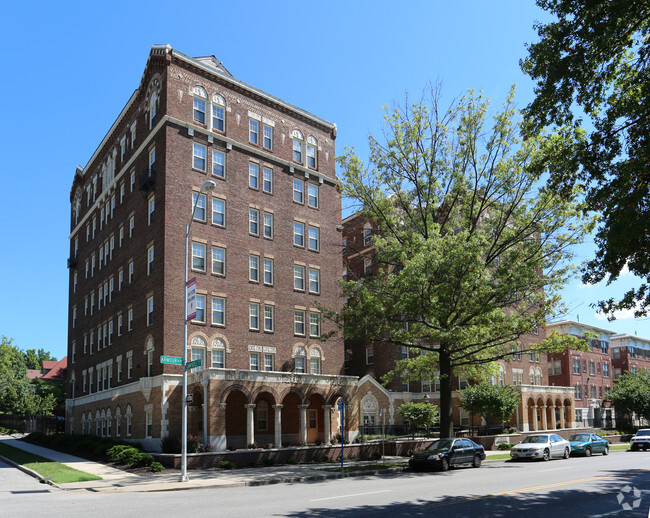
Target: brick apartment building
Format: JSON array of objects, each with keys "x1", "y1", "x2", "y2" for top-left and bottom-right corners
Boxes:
[
  {"x1": 66, "y1": 45, "x2": 357, "y2": 451},
  {"x1": 343, "y1": 213, "x2": 575, "y2": 433},
  {"x1": 610, "y1": 333, "x2": 650, "y2": 379},
  {"x1": 546, "y1": 321, "x2": 616, "y2": 428}
]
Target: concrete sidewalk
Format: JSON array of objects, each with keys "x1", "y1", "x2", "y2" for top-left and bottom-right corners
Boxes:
[{"x1": 2, "y1": 435, "x2": 610, "y2": 494}]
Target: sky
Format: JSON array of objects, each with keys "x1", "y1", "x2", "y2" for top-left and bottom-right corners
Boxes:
[{"x1": 0, "y1": 0, "x2": 647, "y2": 361}]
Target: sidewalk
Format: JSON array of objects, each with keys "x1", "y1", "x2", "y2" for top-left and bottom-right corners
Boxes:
[{"x1": 0, "y1": 435, "x2": 570, "y2": 494}]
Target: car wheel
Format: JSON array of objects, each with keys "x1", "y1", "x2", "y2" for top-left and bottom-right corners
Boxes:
[
  {"x1": 643, "y1": 444, "x2": 648, "y2": 452},
  {"x1": 563, "y1": 448, "x2": 570, "y2": 459},
  {"x1": 542, "y1": 449, "x2": 550, "y2": 461},
  {"x1": 603, "y1": 446, "x2": 609, "y2": 456},
  {"x1": 472, "y1": 455, "x2": 482, "y2": 468},
  {"x1": 585, "y1": 447, "x2": 592, "y2": 457},
  {"x1": 631, "y1": 444, "x2": 639, "y2": 452},
  {"x1": 440, "y1": 458, "x2": 449, "y2": 471}
]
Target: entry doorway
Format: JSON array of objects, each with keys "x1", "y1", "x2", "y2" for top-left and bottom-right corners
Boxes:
[{"x1": 307, "y1": 409, "x2": 319, "y2": 443}]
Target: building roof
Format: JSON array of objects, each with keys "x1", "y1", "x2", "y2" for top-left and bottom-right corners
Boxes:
[
  {"x1": 41, "y1": 357, "x2": 67, "y2": 380},
  {"x1": 26, "y1": 369, "x2": 42, "y2": 380}
]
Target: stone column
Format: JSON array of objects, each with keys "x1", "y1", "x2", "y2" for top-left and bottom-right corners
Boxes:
[
  {"x1": 299, "y1": 404, "x2": 309, "y2": 444},
  {"x1": 541, "y1": 405, "x2": 548, "y2": 430},
  {"x1": 245, "y1": 404, "x2": 256, "y2": 447},
  {"x1": 521, "y1": 404, "x2": 528, "y2": 432},
  {"x1": 201, "y1": 379, "x2": 209, "y2": 447},
  {"x1": 273, "y1": 404, "x2": 283, "y2": 448},
  {"x1": 569, "y1": 403, "x2": 576, "y2": 428},
  {"x1": 559, "y1": 405, "x2": 566, "y2": 429},
  {"x1": 532, "y1": 405, "x2": 538, "y2": 431},
  {"x1": 323, "y1": 405, "x2": 332, "y2": 443}
]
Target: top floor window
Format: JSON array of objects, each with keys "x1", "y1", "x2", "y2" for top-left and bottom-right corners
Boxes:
[
  {"x1": 149, "y1": 91, "x2": 158, "y2": 129},
  {"x1": 249, "y1": 119, "x2": 259, "y2": 145},
  {"x1": 193, "y1": 86, "x2": 207, "y2": 124},
  {"x1": 291, "y1": 129, "x2": 304, "y2": 163},
  {"x1": 263, "y1": 124, "x2": 273, "y2": 150},
  {"x1": 363, "y1": 227, "x2": 372, "y2": 246},
  {"x1": 211, "y1": 94, "x2": 226, "y2": 132},
  {"x1": 306, "y1": 136, "x2": 318, "y2": 168}
]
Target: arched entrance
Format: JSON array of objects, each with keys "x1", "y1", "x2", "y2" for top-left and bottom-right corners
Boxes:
[
  {"x1": 281, "y1": 391, "x2": 301, "y2": 445},
  {"x1": 225, "y1": 389, "x2": 247, "y2": 450}
]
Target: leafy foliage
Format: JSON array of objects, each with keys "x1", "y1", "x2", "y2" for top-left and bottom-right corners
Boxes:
[
  {"x1": 337, "y1": 86, "x2": 592, "y2": 437},
  {"x1": 460, "y1": 381, "x2": 521, "y2": 431},
  {"x1": 522, "y1": 0, "x2": 650, "y2": 316},
  {"x1": 606, "y1": 369, "x2": 650, "y2": 422},
  {"x1": 397, "y1": 402, "x2": 439, "y2": 431}
]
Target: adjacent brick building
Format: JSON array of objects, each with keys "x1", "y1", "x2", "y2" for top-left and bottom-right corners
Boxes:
[{"x1": 66, "y1": 45, "x2": 357, "y2": 451}]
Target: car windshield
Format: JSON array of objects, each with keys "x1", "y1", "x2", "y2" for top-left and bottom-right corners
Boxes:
[
  {"x1": 425, "y1": 439, "x2": 453, "y2": 453},
  {"x1": 637, "y1": 430, "x2": 650, "y2": 437},
  {"x1": 521, "y1": 436, "x2": 549, "y2": 444},
  {"x1": 569, "y1": 434, "x2": 590, "y2": 442}
]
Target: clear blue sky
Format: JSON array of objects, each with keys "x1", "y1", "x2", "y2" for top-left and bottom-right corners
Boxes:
[{"x1": 0, "y1": 0, "x2": 646, "y2": 360}]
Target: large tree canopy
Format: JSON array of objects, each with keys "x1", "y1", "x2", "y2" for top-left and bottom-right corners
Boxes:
[
  {"x1": 522, "y1": 0, "x2": 650, "y2": 316},
  {"x1": 606, "y1": 369, "x2": 650, "y2": 424},
  {"x1": 338, "y1": 87, "x2": 593, "y2": 438},
  {"x1": 460, "y1": 381, "x2": 521, "y2": 432}
]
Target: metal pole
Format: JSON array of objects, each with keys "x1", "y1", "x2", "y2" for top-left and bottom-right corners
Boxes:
[
  {"x1": 340, "y1": 396, "x2": 345, "y2": 473},
  {"x1": 180, "y1": 222, "x2": 190, "y2": 482}
]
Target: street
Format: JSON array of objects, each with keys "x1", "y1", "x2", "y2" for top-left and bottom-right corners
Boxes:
[{"x1": 1, "y1": 452, "x2": 649, "y2": 517}]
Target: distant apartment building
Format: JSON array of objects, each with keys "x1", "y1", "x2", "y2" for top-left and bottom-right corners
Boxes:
[
  {"x1": 66, "y1": 45, "x2": 356, "y2": 451},
  {"x1": 546, "y1": 321, "x2": 616, "y2": 428}
]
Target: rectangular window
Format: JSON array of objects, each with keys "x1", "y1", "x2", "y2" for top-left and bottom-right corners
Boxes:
[
  {"x1": 363, "y1": 228, "x2": 372, "y2": 246},
  {"x1": 293, "y1": 138, "x2": 302, "y2": 163},
  {"x1": 249, "y1": 119, "x2": 259, "y2": 144},
  {"x1": 212, "y1": 247, "x2": 225, "y2": 275},
  {"x1": 264, "y1": 305, "x2": 274, "y2": 332},
  {"x1": 147, "y1": 296, "x2": 154, "y2": 326},
  {"x1": 192, "y1": 243, "x2": 206, "y2": 271},
  {"x1": 366, "y1": 347, "x2": 374, "y2": 365},
  {"x1": 603, "y1": 363, "x2": 610, "y2": 378},
  {"x1": 263, "y1": 258, "x2": 274, "y2": 285},
  {"x1": 295, "y1": 355, "x2": 306, "y2": 373},
  {"x1": 192, "y1": 193, "x2": 206, "y2": 221},
  {"x1": 193, "y1": 143, "x2": 206, "y2": 171},
  {"x1": 572, "y1": 358, "x2": 580, "y2": 374},
  {"x1": 117, "y1": 314, "x2": 123, "y2": 336},
  {"x1": 129, "y1": 216, "x2": 135, "y2": 237},
  {"x1": 119, "y1": 226, "x2": 124, "y2": 247},
  {"x1": 146, "y1": 412, "x2": 152, "y2": 438},
  {"x1": 263, "y1": 212, "x2": 273, "y2": 239},
  {"x1": 249, "y1": 163, "x2": 259, "y2": 189},
  {"x1": 262, "y1": 167, "x2": 273, "y2": 193},
  {"x1": 194, "y1": 294, "x2": 206, "y2": 323},
  {"x1": 127, "y1": 356, "x2": 133, "y2": 378},
  {"x1": 249, "y1": 255, "x2": 260, "y2": 282},
  {"x1": 309, "y1": 268, "x2": 320, "y2": 294},
  {"x1": 293, "y1": 222, "x2": 305, "y2": 247},
  {"x1": 364, "y1": 258, "x2": 372, "y2": 275},
  {"x1": 294, "y1": 265, "x2": 305, "y2": 291},
  {"x1": 589, "y1": 361, "x2": 595, "y2": 376},
  {"x1": 211, "y1": 297, "x2": 225, "y2": 326},
  {"x1": 118, "y1": 269, "x2": 124, "y2": 290},
  {"x1": 294, "y1": 310, "x2": 305, "y2": 335},
  {"x1": 293, "y1": 179, "x2": 304, "y2": 203},
  {"x1": 149, "y1": 148, "x2": 156, "y2": 171},
  {"x1": 212, "y1": 349, "x2": 225, "y2": 368},
  {"x1": 131, "y1": 122, "x2": 136, "y2": 148},
  {"x1": 308, "y1": 226, "x2": 319, "y2": 251},
  {"x1": 211, "y1": 198, "x2": 225, "y2": 226},
  {"x1": 147, "y1": 245, "x2": 154, "y2": 275},
  {"x1": 212, "y1": 150, "x2": 225, "y2": 178},
  {"x1": 310, "y1": 356, "x2": 321, "y2": 374},
  {"x1": 309, "y1": 312, "x2": 321, "y2": 337},
  {"x1": 263, "y1": 124, "x2": 273, "y2": 150},
  {"x1": 249, "y1": 303, "x2": 259, "y2": 330},
  {"x1": 128, "y1": 308, "x2": 134, "y2": 330},
  {"x1": 249, "y1": 352, "x2": 260, "y2": 371},
  {"x1": 308, "y1": 184, "x2": 319, "y2": 208},
  {"x1": 575, "y1": 384, "x2": 582, "y2": 400},
  {"x1": 194, "y1": 97, "x2": 206, "y2": 124},
  {"x1": 307, "y1": 143, "x2": 317, "y2": 168},
  {"x1": 249, "y1": 208, "x2": 259, "y2": 235},
  {"x1": 130, "y1": 171, "x2": 136, "y2": 192},
  {"x1": 148, "y1": 196, "x2": 155, "y2": 225},
  {"x1": 260, "y1": 353, "x2": 273, "y2": 372}
]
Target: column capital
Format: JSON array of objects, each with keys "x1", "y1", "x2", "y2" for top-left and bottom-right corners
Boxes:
[
  {"x1": 298, "y1": 404, "x2": 310, "y2": 410},
  {"x1": 322, "y1": 405, "x2": 332, "y2": 410},
  {"x1": 245, "y1": 404, "x2": 256, "y2": 409},
  {"x1": 219, "y1": 403, "x2": 227, "y2": 410},
  {"x1": 272, "y1": 404, "x2": 283, "y2": 410}
]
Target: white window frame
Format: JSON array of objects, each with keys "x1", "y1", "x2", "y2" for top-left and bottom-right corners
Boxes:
[
  {"x1": 211, "y1": 297, "x2": 225, "y2": 326},
  {"x1": 192, "y1": 242, "x2": 206, "y2": 272},
  {"x1": 212, "y1": 246, "x2": 225, "y2": 276}
]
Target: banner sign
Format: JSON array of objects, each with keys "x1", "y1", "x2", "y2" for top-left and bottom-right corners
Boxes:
[{"x1": 186, "y1": 278, "x2": 197, "y2": 321}]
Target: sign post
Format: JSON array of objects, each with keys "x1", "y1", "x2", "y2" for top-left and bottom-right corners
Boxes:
[{"x1": 338, "y1": 396, "x2": 345, "y2": 473}]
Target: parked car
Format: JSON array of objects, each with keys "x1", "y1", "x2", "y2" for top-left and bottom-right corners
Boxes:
[
  {"x1": 630, "y1": 429, "x2": 650, "y2": 451},
  {"x1": 568, "y1": 433, "x2": 609, "y2": 456},
  {"x1": 409, "y1": 438, "x2": 486, "y2": 471},
  {"x1": 510, "y1": 434, "x2": 571, "y2": 461}
]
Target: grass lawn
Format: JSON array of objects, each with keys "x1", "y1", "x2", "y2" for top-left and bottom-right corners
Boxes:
[
  {"x1": 610, "y1": 444, "x2": 629, "y2": 451},
  {"x1": 0, "y1": 442, "x2": 102, "y2": 484}
]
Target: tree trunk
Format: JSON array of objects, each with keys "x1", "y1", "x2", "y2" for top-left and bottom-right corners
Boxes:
[{"x1": 439, "y1": 347, "x2": 454, "y2": 439}]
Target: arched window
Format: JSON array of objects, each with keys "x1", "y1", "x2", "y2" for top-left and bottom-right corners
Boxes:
[
  {"x1": 291, "y1": 129, "x2": 304, "y2": 163},
  {"x1": 310, "y1": 347, "x2": 322, "y2": 374},
  {"x1": 190, "y1": 336, "x2": 206, "y2": 373},
  {"x1": 95, "y1": 410, "x2": 101, "y2": 435},
  {"x1": 81, "y1": 413, "x2": 86, "y2": 435},
  {"x1": 115, "y1": 407, "x2": 122, "y2": 437},
  {"x1": 211, "y1": 94, "x2": 226, "y2": 132},
  {"x1": 106, "y1": 408, "x2": 112, "y2": 437},
  {"x1": 100, "y1": 409, "x2": 106, "y2": 437},
  {"x1": 535, "y1": 368, "x2": 542, "y2": 386},
  {"x1": 294, "y1": 345, "x2": 306, "y2": 373},
  {"x1": 306, "y1": 136, "x2": 318, "y2": 169},
  {"x1": 149, "y1": 91, "x2": 158, "y2": 129},
  {"x1": 192, "y1": 86, "x2": 208, "y2": 124},
  {"x1": 126, "y1": 404, "x2": 133, "y2": 437}
]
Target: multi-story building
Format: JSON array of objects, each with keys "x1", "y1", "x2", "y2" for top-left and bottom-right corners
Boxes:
[
  {"x1": 343, "y1": 213, "x2": 575, "y2": 433},
  {"x1": 610, "y1": 334, "x2": 650, "y2": 378},
  {"x1": 546, "y1": 320, "x2": 616, "y2": 428},
  {"x1": 66, "y1": 45, "x2": 357, "y2": 451}
]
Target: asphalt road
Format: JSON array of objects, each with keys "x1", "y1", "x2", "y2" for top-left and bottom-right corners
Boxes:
[{"x1": 2, "y1": 452, "x2": 650, "y2": 517}]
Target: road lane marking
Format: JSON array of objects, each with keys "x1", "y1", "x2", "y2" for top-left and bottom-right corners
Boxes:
[
  {"x1": 310, "y1": 490, "x2": 391, "y2": 502},
  {"x1": 420, "y1": 469, "x2": 650, "y2": 510}
]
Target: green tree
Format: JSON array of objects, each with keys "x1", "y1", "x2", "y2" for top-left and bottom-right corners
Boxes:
[
  {"x1": 460, "y1": 381, "x2": 521, "y2": 433},
  {"x1": 0, "y1": 336, "x2": 56, "y2": 415},
  {"x1": 23, "y1": 349, "x2": 56, "y2": 370},
  {"x1": 521, "y1": 0, "x2": 650, "y2": 316},
  {"x1": 606, "y1": 370, "x2": 650, "y2": 424},
  {"x1": 397, "y1": 402, "x2": 439, "y2": 436},
  {"x1": 338, "y1": 87, "x2": 593, "y2": 438}
]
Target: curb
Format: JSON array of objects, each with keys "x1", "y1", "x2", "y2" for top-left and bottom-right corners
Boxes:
[{"x1": 0, "y1": 453, "x2": 59, "y2": 489}]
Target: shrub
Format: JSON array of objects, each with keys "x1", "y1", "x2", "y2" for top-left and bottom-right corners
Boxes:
[
  {"x1": 126, "y1": 452, "x2": 154, "y2": 468},
  {"x1": 107, "y1": 445, "x2": 134, "y2": 462},
  {"x1": 248, "y1": 442, "x2": 258, "y2": 449},
  {"x1": 497, "y1": 443, "x2": 513, "y2": 450},
  {"x1": 314, "y1": 439, "x2": 323, "y2": 446},
  {"x1": 220, "y1": 460, "x2": 236, "y2": 470},
  {"x1": 187, "y1": 435, "x2": 203, "y2": 453},
  {"x1": 373, "y1": 451, "x2": 382, "y2": 460},
  {"x1": 120, "y1": 447, "x2": 143, "y2": 467},
  {"x1": 151, "y1": 462, "x2": 165, "y2": 473}
]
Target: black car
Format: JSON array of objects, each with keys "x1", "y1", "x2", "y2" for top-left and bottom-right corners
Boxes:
[{"x1": 409, "y1": 438, "x2": 486, "y2": 471}]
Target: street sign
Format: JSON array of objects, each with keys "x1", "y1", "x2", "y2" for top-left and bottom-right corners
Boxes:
[
  {"x1": 161, "y1": 356, "x2": 183, "y2": 365},
  {"x1": 185, "y1": 358, "x2": 202, "y2": 370}
]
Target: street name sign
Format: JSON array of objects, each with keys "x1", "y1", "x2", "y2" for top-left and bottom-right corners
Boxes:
[
  {"x1": 185, "y1": 359, "x2": 202, "y2": 370},
  {"x1": 161, "y1": 356, "x2": 183, "y2": 365}
]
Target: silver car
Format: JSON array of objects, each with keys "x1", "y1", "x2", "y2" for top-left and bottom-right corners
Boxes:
[{"x1": 510, "y1": 434, "x2": 571, "y2": 461}]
